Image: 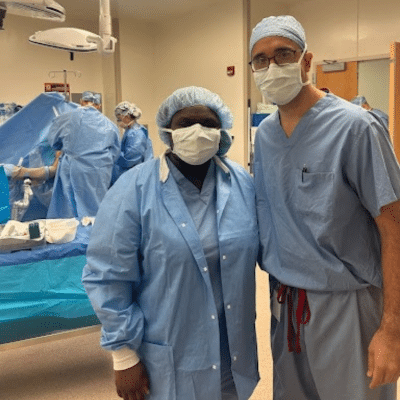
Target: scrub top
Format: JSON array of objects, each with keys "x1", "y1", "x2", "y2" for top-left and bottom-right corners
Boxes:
[
  {"x1": 112, "y1": 123, "x2": 153, "y2": 184},
  {"x1": 168, "y1": 159, "x2": 235, "y2": 393},
  {"x1": 255, "y1": 93, "x2": 400, "y2": 291},
  {"x1": 46, "y1": 106, "x2": 120, "y2": 219},
  {"x1": 82, "y1": 153, "x2": 259, "y2": 400}
]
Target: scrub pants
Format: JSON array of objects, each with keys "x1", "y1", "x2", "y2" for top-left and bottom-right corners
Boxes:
[{"x1": 270, "y1": 285, "x2": 397, "y2": 400}]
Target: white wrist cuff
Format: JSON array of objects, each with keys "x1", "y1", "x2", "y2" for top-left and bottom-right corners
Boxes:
[
  {"x1": 44, "y1": 166, "x2": 50, "y2": 181},
  {"x1": 112, "y1": 347, "x2": 140, "y2": 371}
]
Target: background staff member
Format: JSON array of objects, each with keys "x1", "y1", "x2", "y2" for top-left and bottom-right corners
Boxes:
[
  {"x1": 112, "y1": 101, "x2": 153, "y2": 185},
  {"x1": 46, "y1": 91, "x2": 120, "y2": 219},
  {"x1": 351, "y1": 95, "x2": 392, "y2": 145}
]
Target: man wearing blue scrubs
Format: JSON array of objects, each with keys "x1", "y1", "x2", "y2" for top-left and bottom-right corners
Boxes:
[
  {"x1": 82, "y1": 87, "x2": 259, "y2": 400},
  {"x1": 46, "y1": 91, "x2": 120, "y2": 219},
  {"x1": 250, "y1": 15, "x2": 400, "y2": 400}
]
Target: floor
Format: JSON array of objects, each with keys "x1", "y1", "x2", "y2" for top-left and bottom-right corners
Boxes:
[{"x1": 0, "y1": 269, "x2": 398, "y2": 400}]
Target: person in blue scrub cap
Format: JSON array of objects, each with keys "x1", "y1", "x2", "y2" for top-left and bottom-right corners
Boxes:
[
  {"x1": 351, "y1": 95, "x2": 391, "y2": 143},
  {"x1": 250, "y1": 15, "x2": 400, "y2": 400},
  {"x1": 82, "y1": 86, "x2": 260, "y2": 400},
  {"x1": 81, "y1": 91, "x2": 102, "y2": 109},
  {"x1": 45, "y1": 91, "x2": 120, "y2": 219},
  {"x1": 111, "y1": 101, "x2": 153, "y2": 184}
]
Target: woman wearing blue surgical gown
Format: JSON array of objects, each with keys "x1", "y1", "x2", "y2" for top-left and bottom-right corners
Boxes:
[
  {"x1": 111, "y1": 101, "x2": 153, "y2": 184},
  {"x1": 82, "y1": 87, "x2": 260, "y2": 400},
  {"x1": 46, "y1": 92, "x2": 120, "y2": 219}
]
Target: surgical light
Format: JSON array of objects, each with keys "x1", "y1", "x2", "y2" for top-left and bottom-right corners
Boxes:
[
  {"x1": 29, "y1": 28, "x2": 98, "y2": 53},
  {"x1": 28, "y1": 0, "x2": 117, "y2": 56},
  {"x1": 0, "y1": 0, "x2": 65, "y2": 22}
]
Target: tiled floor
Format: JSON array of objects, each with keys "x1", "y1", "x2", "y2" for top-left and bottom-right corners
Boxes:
[{"x1": 0, "y1": 269, "x2": 398, "y2": 400}]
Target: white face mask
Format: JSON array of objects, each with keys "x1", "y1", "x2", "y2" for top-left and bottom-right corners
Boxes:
[
  {"x1": 117, "y1": 121, "x2": 129, "y2": 129},
  {"x1": 117, "y1": 118, "x2": 135, "y2": 130},
  {"x1": 253, "y1": 47, "x2": 309, "y2": 106},
  {"x1": 164, "y1": 123, "x2": 221, "y2": 165}
]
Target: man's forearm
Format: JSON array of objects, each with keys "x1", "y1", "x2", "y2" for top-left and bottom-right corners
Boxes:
[{"x1": 375, "y1": 200, "x2": 400, "y2": 327}]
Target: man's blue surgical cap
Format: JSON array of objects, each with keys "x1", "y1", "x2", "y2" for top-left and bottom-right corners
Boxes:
[
  {"x1": 115, "y1": 101, "x2": 142, "y2": 120},
  {"x1": 350, "y1": 96, "x2": 367, "y2": 106},
  {"x1": 156, "y1": 86, "x2": 233, "y2": 157},
  {"x1": 250, "y1": 15, "x2": 306, "y2": 56},
  {"x1": 81, "y1": 91, "x2": 101, "y2": 105}
]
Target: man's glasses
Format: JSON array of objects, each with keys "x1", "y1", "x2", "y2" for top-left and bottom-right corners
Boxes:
[{"x1": 249, "y1": 49, "x2": 300, "y2": 72}]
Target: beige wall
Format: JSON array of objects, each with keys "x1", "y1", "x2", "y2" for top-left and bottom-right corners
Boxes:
[
  {"x1": 117, "y1": 17, "x2": 158, "y2": 144},
  {"x1": 117, "y1": 0, "x2": 249, "y2": 165},
  {"x1": 0, "y1": 15, "x2": 103, "y2": 107},
  {"x1": 290, "y1": 0, "x2": 400, "y2": 62},
  {"x1": 0, "y1": 1, "x2": 249, "y2": 165},
  {"x1": 153, "y1": 0, "x2": 248, "y2": 165}
]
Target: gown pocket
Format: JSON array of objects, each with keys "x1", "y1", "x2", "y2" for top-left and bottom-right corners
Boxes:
[{"x1": 139, "y1": 342, "x2": 176, "y2": 399}]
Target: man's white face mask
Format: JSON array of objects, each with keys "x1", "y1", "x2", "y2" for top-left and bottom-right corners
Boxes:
[
  {"x1": 253, "y1": 46, "x2": 309, "y2": 106},
  {"x1": 164, "y1": 123, "x2": 221, "y2": 165}
]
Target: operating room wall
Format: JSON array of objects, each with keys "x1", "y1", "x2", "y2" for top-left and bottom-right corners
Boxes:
[
  {"x1": 152, "y1": 0, "x2": 248, "y2": 166},
  {"x1": 289, "y1": 0, "x2": 400, "y2": 62},
  {"x1": 0, "y1": 15, "x2": 105, "y2": 108},
  {"x1": 117, "y1": 17, "x2": 159, "y2": 151}
]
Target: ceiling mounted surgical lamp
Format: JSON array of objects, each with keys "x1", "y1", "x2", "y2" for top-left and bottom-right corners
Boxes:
[
  {"x1": 0, "y1": 0, "x2": 65, "y2": 23},
  {"x1": 28, "y1": 0, "x2": 117, "y2": 58}
]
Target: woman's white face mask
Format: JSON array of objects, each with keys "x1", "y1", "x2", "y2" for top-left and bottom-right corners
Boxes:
[
  {"x1": 164, "y1": 123, "x2": 221, "y2": 165},
  {"x1": 116, "y1": 115, "x2": 135, "y2": 130},
  {"x1": 253, "y1": 46, "x2": 309, "y2": 106},
  {"x1": 117, "y1": 121, "x2": 129, "y2": 129}
]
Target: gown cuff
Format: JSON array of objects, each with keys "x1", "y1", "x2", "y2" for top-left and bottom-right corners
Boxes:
[{"x1": 111, "y1": 347, "x2": 140, "y2": 371}]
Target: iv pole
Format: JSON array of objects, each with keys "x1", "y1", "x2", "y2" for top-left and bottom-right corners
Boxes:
[{"x1": 48, "y1": 70, "x2": 81, "y2": 101}]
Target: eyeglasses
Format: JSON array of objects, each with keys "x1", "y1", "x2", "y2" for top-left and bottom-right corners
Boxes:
[{"x1": 249, "y1": 48, "x2": 300, "y2": 72}]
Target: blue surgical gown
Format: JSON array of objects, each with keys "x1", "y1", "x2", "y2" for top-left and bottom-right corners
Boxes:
[
  {"x1": 255, "y1": 93, "x2": 400, "y2": 291},
  {"x1": 82, "y1": 153, "x2": 260, "y2": 400},
  {"x1": 111, "y1": 123, "x2": 153, "y2": 184},
  {"x1": 46, "y1": 106, "x2": 120, "y2": 219}
]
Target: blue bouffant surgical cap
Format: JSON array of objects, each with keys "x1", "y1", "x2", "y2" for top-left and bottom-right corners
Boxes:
[
  {"x1": 156, "y1": 86, "x2": 233, "y2": 156},
  {"x1": 115, "y1": 101, "x2": 142, "y2": 120},
  {"x1": 350, "y1": 96, "x2": 367, "y2": 106},
  {"x1": 81, "y1": 91, "x2": 101, "y2": 105},
  {"x1": 250, "y1": 15, "x2": 306, "y2": 55}
]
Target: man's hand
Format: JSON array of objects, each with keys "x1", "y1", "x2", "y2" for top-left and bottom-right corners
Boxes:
[
  {"x1": 370, "y1": 201, "x2": 400, "y2": 389},
  {"x1": 367, "y1": 324, "x2": 400, "y2": 389},
  {"x1": 115, "y1": 362, "x2": 150, "y2": 400}
]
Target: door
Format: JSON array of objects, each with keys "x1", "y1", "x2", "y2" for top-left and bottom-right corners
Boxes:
[
  {"x1": 315, "y1": 61, "x2": 358, "y2": 101},
  {"x1": 389, "y1": 41, "x2": 400, "y2": 161}
]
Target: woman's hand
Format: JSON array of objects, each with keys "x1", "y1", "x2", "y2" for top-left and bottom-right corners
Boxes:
[{"x1": 115, "y1": 362, "x2": 150, "y2": 400}]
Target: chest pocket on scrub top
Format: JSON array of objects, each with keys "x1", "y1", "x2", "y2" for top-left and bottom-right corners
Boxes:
[{"x1": 294, "y1": 169, "x2": 334, "y2": 225}]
